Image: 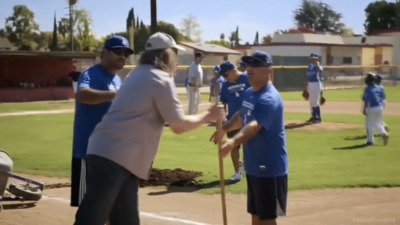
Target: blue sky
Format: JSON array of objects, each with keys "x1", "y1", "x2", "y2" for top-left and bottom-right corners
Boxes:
[{"x1": 0, "y1": 0, "x2": 397, "y2": 44}]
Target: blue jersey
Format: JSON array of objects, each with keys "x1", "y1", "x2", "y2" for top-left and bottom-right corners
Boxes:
[
  {"x1": 306, "y1": 64, "x2": 323, "y2": 82},
  {"x1": 210, "y1": 76, "x2": 225, "y2": 94},
  {"x1": 72, "y1": 64, "x2": 121, "y2": 158},
  {"x1": 362, "y1": 84, "x2": 385, "y2": 108},
  {"x1": 220, "y1": 73, "x2": 251, "y2": 120},
  {"x1": 239, "y1": 84, "x2": 288, "y2": 178}
]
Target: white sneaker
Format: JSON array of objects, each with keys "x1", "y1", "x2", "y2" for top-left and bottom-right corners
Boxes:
[{"x1": 229, "y1": 172, "x2": 242, "y2": 181}]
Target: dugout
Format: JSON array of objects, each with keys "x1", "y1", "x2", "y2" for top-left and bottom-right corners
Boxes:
[{"x1": 0, "y1": 51, "x2": 98, "y2": 102}]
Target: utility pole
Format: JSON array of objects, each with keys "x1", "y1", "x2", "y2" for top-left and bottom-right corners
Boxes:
[
  {"x1": 69, "y1": 4, "x2": 74, "y2": 52},
  {"x1": 150, "y1": 0, "x2": 157, "y2": 34}
]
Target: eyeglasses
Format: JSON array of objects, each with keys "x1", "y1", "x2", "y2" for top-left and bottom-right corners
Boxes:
[{"x1": 109, "y1": 48, "x2": 131, "y2": 58}]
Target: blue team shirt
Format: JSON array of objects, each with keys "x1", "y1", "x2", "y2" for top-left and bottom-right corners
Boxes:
[
  {"x1": 220, "y1": 73, "x2": 251, "y2": 120},
  {"x1": 306, "y1": 64, "x2": 323, "y2": 82},
  {"x1": 210, "y1": 76, "x2": 225, "y2": 94},
  {"x1": 362, "y1": 84, "x2": 385, "y2": 108},
  {"x1": 239, "y1": 84, "x2": 288, "y2": 178},
  {"x1": 72, "y1": 64, "x2": 121, "y2": 158}
]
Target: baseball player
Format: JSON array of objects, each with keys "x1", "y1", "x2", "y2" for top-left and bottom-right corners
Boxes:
[
  {"x1": 209, "y1": 65, "x2": 225, "y2": 104},
  {"x1": 374, "y1": 74, "x2": 389, "y2": 132},
  {"x1": 187, "y1": 52, "x2": 205, "y2": 114},
  {"x1": 305, "y1": 53, "x2": 323, "y2": 122},
  {"x1": 362, "y1": 73, "x2": 389, "y2": 145},
  {"x1": 71, "y1": 35, "x2": 133, "y2": 208},
  {"x1": 211, "y1": 51, "x2": 288, "y2": 224},
  {"x1": 219, "y1": 61, "x2": 251, "y2": 181}
]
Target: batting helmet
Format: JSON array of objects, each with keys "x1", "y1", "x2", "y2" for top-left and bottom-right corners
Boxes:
[{"x1": 365, "y1": 73, "x2": 375, "y2": 85}]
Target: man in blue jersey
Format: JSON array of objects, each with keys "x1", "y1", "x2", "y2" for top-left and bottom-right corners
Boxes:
[
  {"x1": 211, "y1": 51, "x2": 288, "y2": 225},
  {"x1": 209, "y1": 65, "x2": 225, "y2": 104},
  {"x1": 219, "y1": 61, "x2": 251, "y2": 181},
  {"x1": 305, "y1": 53, "x2": 323, "y2": 122},
  {"x1": 71, "y1": 35, "x2": 133, "y2": 207},
  {"x1": 362, "y1": 73, "x2": 389, "y2": 145}
]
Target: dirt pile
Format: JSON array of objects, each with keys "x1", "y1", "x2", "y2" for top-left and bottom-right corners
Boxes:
[{"x1": 43, "y1": 168, "x2": 202, "y2": 189}]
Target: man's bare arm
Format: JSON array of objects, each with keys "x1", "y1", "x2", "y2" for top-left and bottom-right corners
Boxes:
[{"x1": 76, "y1": 87, "x2": 116, "y2": 105}]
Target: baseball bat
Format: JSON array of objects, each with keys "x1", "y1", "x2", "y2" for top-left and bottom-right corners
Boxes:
[{"x1": 215, "y1": 100, "x2": 228, "y2": 225}]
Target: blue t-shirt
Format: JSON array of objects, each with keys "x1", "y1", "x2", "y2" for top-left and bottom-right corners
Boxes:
[
  {"x1": 306, "y1": 64, "x2": 323, "y2": 82},
  {"x1": 239, "y1": 84, "x2": 288, "y2": 178},
  {"x1": 210, "y1": 76, "x2": 225, "y2": 94},
  {"x1": 220, "y1": 73, "x2": 251, "y2": 120},
  {"x1": 362, "y1": 84, "x2": 385, "y2": 108},
  {"x1": 72, "y1": 64, "x2": 121, "y2": 158}
]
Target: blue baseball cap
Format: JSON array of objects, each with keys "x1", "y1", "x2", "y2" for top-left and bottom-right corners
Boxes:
[
  {"x1": 213, "y1": 65, "x2": 221, "y2": 73},
  {"x1": 310, "y1": 52, "x2": 319, "y2": 59},
  {"x1": 241, "y1": 51, "x2": 273, "y2": 67},
  {"x1": 238, "y1": 61, "x2": 246, "y2": 67},
  {"x1": 104, "y1": 35, "x2": 134, "y2": 54},
  {"x1": 219, "y1": 61, "x2": 235, "y2": 75}
]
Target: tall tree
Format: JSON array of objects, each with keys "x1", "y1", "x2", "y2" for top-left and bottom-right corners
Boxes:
[
  {"x1": 50, "y1": 12, "x2": 58, "y2": 51},
  {"x1": 364, "y1": 1, "x2": 400, "y2": 35},
  {"x1": 220, "y1": 33, "x2": 225, "y2": 40},
  {"x1": 127, "y1": 8, "x2": 135, "y2": 30},
  {"x1": 180, "y1": 15, "x2": 201, "y2": 42},
  {"x1": 58, "y1": 18, "x2": 70, "y2": 42},
  {"x1": 294, "y1": 0, "x2": 344, "y2": 32},
  {"x1": 4, "y1": 5, "x2": 40, "y2": 50},
  {"x1": 235, "y1": 26, "x2": 239, "y2": 46},
  {"x1": 73, "y1": 8, "x2": 94, "y2": 51},
  {"x1": 262, "y1": 34, "x2": 273, "y2": 44},
  {"x1": 254, "y1": 31, "x2": 259, "y2": 45}
]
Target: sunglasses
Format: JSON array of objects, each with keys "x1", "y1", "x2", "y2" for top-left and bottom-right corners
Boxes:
[{"x1": 109, "y1": 48, "x2": 131, "y2": 58}]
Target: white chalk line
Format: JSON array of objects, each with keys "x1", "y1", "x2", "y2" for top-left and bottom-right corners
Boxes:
[{"x1": 41, "y1": 195, "x2": 209, "y2": 225}]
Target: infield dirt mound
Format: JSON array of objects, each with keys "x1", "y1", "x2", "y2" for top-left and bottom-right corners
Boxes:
[{"x1": 284, "y1": 120, "x2": 361, "y2": 130}]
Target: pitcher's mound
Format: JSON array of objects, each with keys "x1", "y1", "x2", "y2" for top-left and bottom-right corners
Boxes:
[{"x1": 285, "y1": 120, "x2": 361, "y2": 130}]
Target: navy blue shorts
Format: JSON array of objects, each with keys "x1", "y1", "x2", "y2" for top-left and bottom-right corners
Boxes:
[{"x1": 246, "y1": 174, "x2": 288, "y2": 220}]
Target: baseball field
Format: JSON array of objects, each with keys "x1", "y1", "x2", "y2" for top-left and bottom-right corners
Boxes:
[{"x1": 0, "y1": 87, "x2": 399, "y2": 224}]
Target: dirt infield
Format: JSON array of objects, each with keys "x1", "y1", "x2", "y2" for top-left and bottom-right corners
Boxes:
[
  {"x1": 1, "y1": 174, "x2": 399, "y2": 225},
  {"x1": 1, "y1": 100, "x2": 399, "y2": 224}
]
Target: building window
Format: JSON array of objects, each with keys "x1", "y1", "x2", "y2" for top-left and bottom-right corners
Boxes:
[{"x1": 343, "y1": 57, "x2": 352, "y2": 64}]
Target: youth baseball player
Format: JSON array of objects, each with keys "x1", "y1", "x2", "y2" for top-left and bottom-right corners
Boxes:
[
  {"x1": 362, "y1": 73, "x2": 389, "y2": 145},
  {"x1": 305, "y1": 53, "x2": 323, "y2": 122}
]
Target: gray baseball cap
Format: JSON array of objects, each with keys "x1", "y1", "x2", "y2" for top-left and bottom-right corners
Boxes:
[{"x1": 145, "y1": 32, "x2": 185, "y2": 51}]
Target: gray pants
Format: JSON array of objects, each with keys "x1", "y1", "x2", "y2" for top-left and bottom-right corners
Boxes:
[
  {"x1": 74, "y1": 155, "x2": 140, "y2": 225},
  {"x1": 187, "y1": 86, "x2": 199, "y2": 115}
]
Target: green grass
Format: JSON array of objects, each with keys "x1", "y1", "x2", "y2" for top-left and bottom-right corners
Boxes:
[
  {"x1": 1, "y1": 87, "x2": 398, "y2": 114},
  {"x1": 0, "y1": 111, "x2": 399, "y2": 194},
  {"x1": 0, "y1": 100, "x2": 74, "y2": 113},
  {"x1": 280, "y1": 86, "x2": 400, "y2": 102}
]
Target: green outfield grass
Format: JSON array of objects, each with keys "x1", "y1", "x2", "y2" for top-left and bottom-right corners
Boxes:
[
  {"x1": 0, "y1": 111, "x2": 398, "y2": 194},
  {"x1": 279, "y1": 86, "x2": 400, "y2": 102},
  {"x1": 0, "y1": 87, "x2": 398, "y2": 113}
]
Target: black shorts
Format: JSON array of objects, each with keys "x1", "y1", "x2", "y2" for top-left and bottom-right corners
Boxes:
[
  {"x1": 227, "y1": 129, "x2": 241, "y2": 150},
  {"x1": 246, "y1": 174, "x2": 288, "y2": 220},
  {"x1": 70, "y1": 157, "x2": 87, "y2": 207}
]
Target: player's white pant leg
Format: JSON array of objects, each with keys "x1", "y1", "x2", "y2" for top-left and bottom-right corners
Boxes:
[
  {"x1": 366, "y1": 107, "x2": 387, "y2": 143},
  {"x1": 308, "y1": 82, "x2": 322, "y2": 108}
]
